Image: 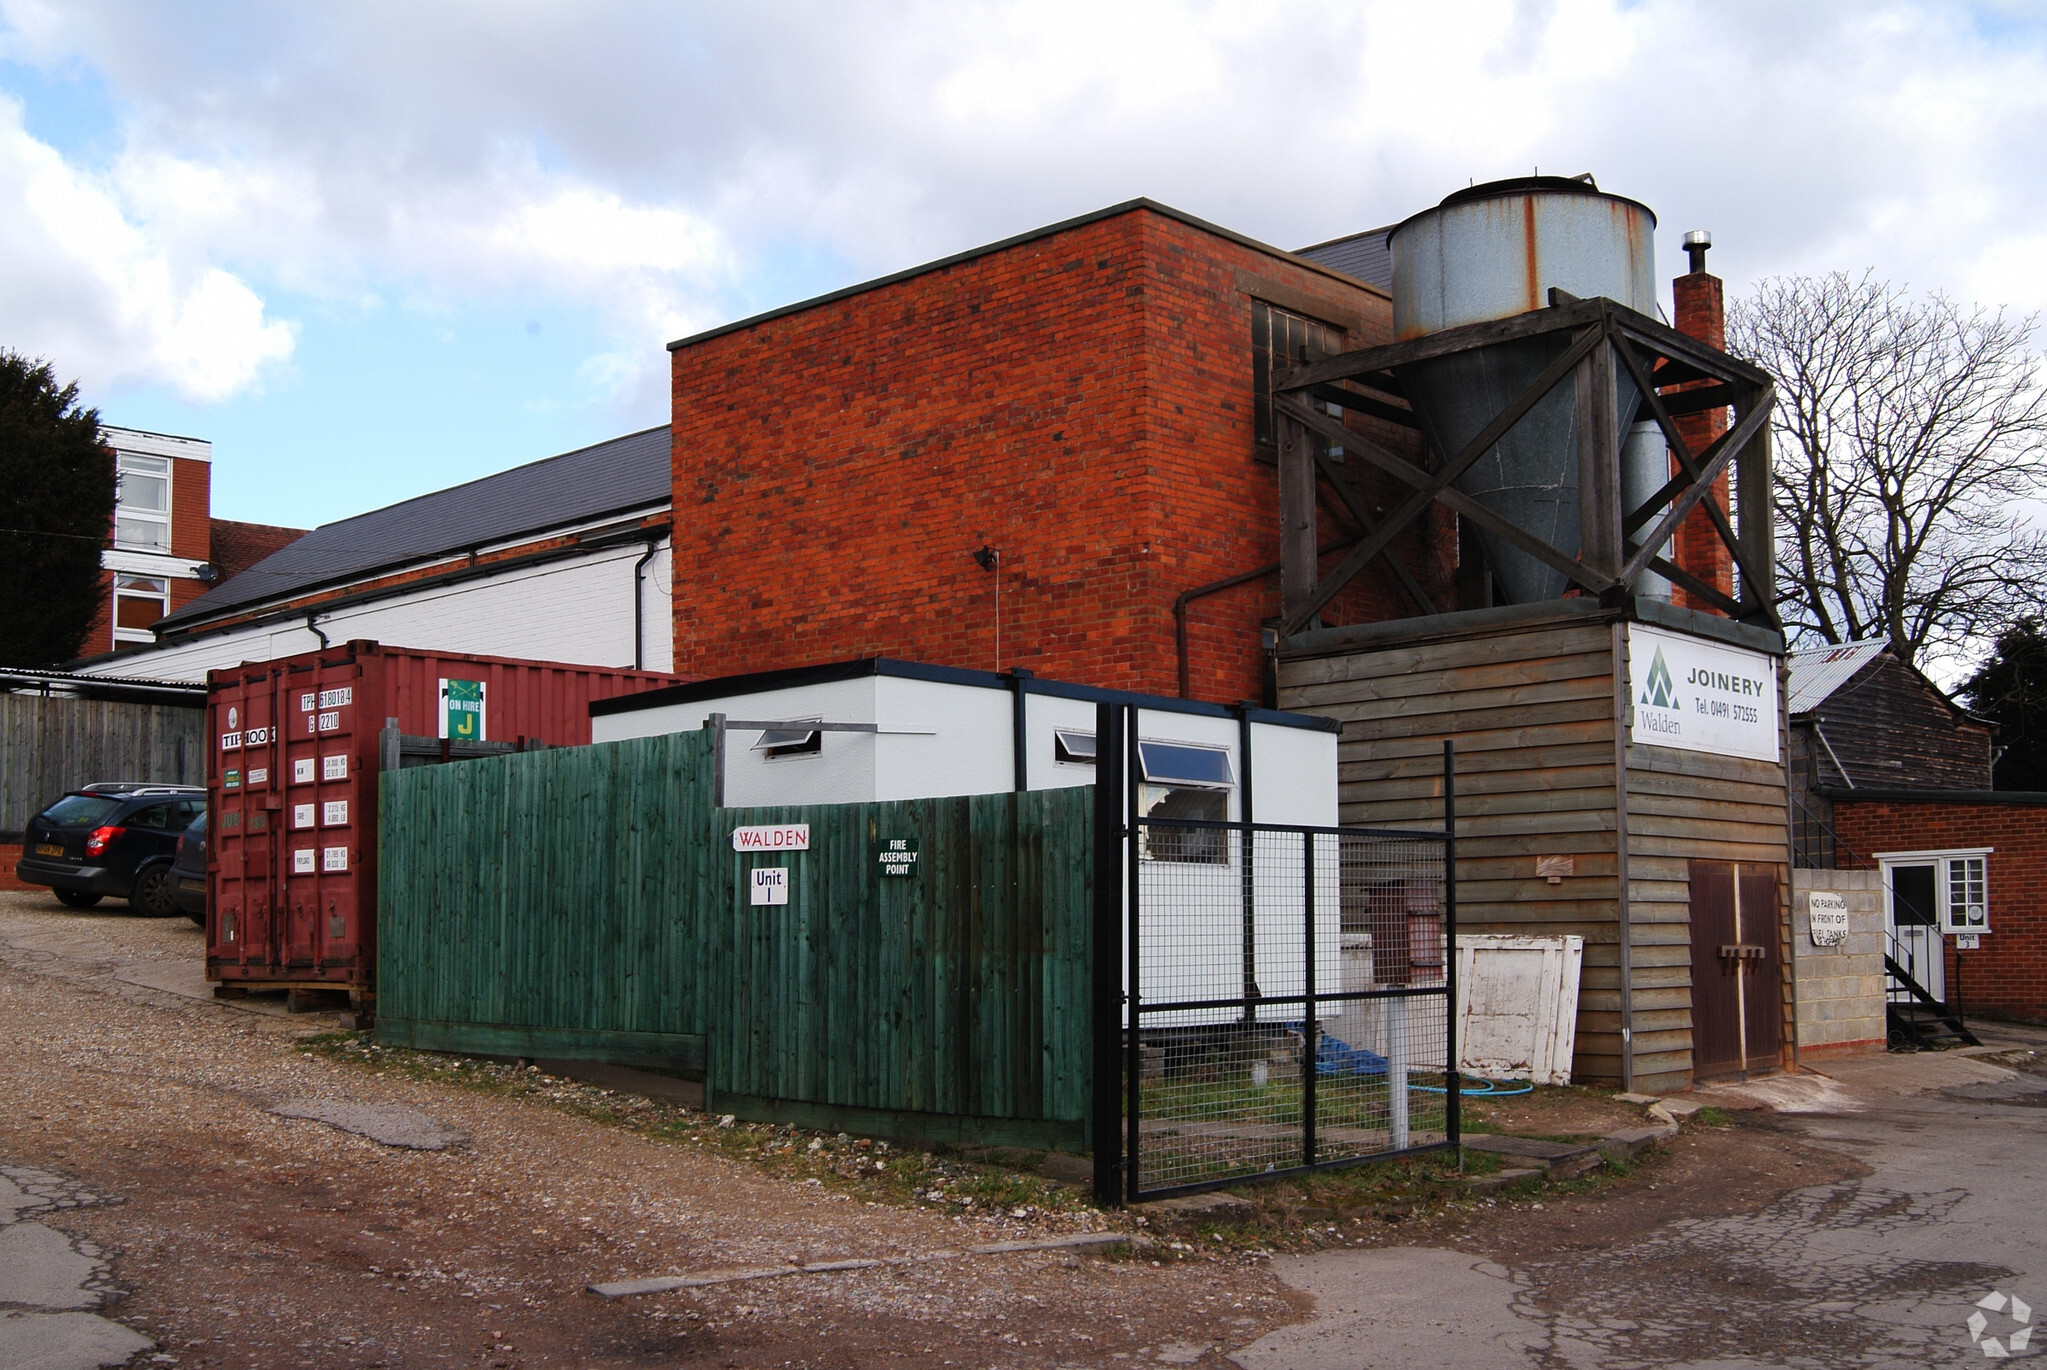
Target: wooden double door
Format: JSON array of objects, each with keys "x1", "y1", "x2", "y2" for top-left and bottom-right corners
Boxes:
[{"x1": 1688, "y1": 861, "x2": 1784, "y2": 1079}]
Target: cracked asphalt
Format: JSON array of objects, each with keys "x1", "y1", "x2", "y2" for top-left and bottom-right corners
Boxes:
[{"x1": 1234, "y1": 1027, "x2": 2047, "y2": 1368}]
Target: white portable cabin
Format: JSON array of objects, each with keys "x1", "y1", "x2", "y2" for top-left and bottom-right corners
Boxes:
[{"x1": 589, "y1": 658, "x2": 1345, "y2": 1025}]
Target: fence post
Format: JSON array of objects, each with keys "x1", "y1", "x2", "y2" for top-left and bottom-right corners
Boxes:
[
  {"x1": 1444, "y1": 739, "x2": 1460, "y2": 1152},
  {"x1": 1302, "y1": 829, "x2": 1317, "y2": 1171},
  {"x1": 1125, "y1": 705, "x2": 1143, "y2": 1204},
  {"x1": 1091, "y1": 701, "x2": 1127, "y2": 1207},
  {"x1": 709, "y1": 712, "x2": 727, "y2": 808},
  {"x1": 380, "y1": 718, "x2": 400, "y2": 774}
]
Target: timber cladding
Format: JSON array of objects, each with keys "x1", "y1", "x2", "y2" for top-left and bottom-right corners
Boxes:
[
  {"x1": 375, "y1": 728, "x2": 1094, "y2": 1148},
  {"x1": 666, "y1": 204, "x2": 1448, "y2": 705},
  {"x1": 1, "y1": 692, "x2": 205, "y2": 835},
  {"x1": 1277, "y1": 599, "x2": 1792, "y2": 1093}
]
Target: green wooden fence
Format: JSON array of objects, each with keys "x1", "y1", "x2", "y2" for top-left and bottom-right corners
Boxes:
[
  {"x1": 714, "y1": 793, "x2": 1092, "y2": 1151},
  {"x1": 375, "y1": 728, "x2": 1092, "y2": 1151},
  {"x1": 376, "y1": 729, "x2": 719, "y2": 1070}
]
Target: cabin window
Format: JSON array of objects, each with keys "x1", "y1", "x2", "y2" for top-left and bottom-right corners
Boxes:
[
  {"x1": 1137, "y1": 741, "x2": 1234, "y2": 864},
  {"x1": 752, "y1": 720, "x2": 822, "y2": 760},
  {"x1": 1053, "y1": 729, "x2": 1096, "y2": 765}
]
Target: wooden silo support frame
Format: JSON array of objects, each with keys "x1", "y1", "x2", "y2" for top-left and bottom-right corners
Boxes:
[{"x1": 1270, "y1": 294, "x2": 1779, "y2": 637}]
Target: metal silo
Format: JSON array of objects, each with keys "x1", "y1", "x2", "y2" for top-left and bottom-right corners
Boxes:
[{"x1": 1389, "y1": 177, "x2": 1668, "y2": 603}]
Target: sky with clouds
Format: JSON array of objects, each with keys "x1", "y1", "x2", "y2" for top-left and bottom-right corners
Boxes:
[{"x1": 1, "y1": 0, "x2": 2043, "y2": 530}]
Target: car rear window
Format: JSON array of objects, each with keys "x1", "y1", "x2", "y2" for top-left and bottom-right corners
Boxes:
[{"x1": 38, "y1": 794, "x2": 121, "y2": 827}]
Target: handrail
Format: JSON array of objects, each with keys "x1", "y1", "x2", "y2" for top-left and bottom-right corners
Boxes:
[
  {"x1": 1793, "y1": 796, "x2": 1875, "y2": 870},
  {"x1": 1883, "y1": 930, "x2": 1980, "y2": 1046}
]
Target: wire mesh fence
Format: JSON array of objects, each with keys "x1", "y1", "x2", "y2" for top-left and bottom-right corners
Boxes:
[{"x1": 1126, "y1": 819, "x2": 1454, "y2": 1198}]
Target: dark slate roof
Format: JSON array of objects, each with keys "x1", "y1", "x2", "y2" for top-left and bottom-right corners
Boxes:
[
  {"x1": 1294, "y1": 225, "x2": 1395, "y2": 290},
  {"x1": 159, "y1": 426, "x2": 671, "y2": 630}
]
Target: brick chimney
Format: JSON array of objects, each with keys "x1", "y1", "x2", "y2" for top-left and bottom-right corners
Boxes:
[{"x1": 1669, "y1": 232, "x2": 1734, "y2": 613}]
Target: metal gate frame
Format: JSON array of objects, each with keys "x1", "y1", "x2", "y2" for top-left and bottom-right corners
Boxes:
[{"x1": 1091, "y1": 703, "x2": 1459, "y2": 1204}]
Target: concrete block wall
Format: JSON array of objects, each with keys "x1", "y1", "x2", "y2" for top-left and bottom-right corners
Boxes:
[{"x1": 1790, "y1": 868, "x2": 1886, "y2": 1057}]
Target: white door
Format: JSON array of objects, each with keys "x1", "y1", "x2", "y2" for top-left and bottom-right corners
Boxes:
[{"x1": 1884, "y1": 861, "x2": 1945, "y2": 1000}]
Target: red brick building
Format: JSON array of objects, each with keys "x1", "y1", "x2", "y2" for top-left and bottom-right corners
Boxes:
[
  {"x1": 666, "y1": 200, "x2": 1454, "y2": 703},
  {"x1": 1833, "y1": 796, "x2": 2047, "y2": 1024},
  {"x1": 82, "y1": 426, "x2": 307, "y2": 656}
]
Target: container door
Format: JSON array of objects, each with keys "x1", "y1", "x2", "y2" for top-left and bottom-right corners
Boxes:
[
  {"x1": 1688, "y1": 860, "x2": 1742, "y2": 1078},
  {"x1": 310, "y1": 661, "x2": 364, "y2": 975},
  {"x1": 1885, "y1": 862, "x2": 1944, "y2": 1000},
  {"x1": 1737, "y1": 865, "x2": 1783, "y2": 1064}
]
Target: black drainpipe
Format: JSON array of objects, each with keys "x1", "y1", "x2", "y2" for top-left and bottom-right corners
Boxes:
[
  {"x1": 306, "y1": 611, "x2": 329, "y2": 650},
  {"x1": 1173, "y1": 537, "x2": 1360, "y2": 699},
  {"x1": 631, "y1": 538, "x2": 662, "y2": 671}
]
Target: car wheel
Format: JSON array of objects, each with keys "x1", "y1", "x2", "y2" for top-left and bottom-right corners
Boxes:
[
  {"x1": 129, "y1": 865, "x2": 178, "y2": 917},
  {"x1": 55, "y1": 889, "x2": 103, "y2": 910}
]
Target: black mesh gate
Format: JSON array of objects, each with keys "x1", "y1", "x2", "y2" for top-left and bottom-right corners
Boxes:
[{"x1": 1089, "y1": 706, "x2": 1458, "y2": 1204}]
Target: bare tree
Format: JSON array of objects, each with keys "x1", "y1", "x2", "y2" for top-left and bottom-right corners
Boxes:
[{"x1": 1727, "y1": 273, "x2": 2047, "y2": 674}]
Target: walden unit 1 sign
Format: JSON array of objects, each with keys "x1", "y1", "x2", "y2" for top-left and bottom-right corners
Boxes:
[{"x1": 1627, "y1": 624, "x2": 1780, "y2": 763}]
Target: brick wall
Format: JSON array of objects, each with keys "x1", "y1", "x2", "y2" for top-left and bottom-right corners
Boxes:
[
  {"x1": 1832, "y1": 799, "x2": 2047, "y2": 1023},
  {"x1": 1790, "y1": 868, "x2": 1886, "y2": 1056},
  {"x1": 170, "y1": 456, "x2": 211, "y2": 561},
  {"x1": 668, "y1": 205, "x2": 1448, "y2": 702},
  {"x1": 1670, "y1": 270, "x2": 1733, "y2": 614}
]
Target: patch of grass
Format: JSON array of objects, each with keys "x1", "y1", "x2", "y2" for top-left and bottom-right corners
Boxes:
[
  {"x1": 1694, "y1": 1106, "x2": 1736, "y2": 1128},
  {"x1": 294, "y1": 1032, "x2": 1085, "y2": 1222}
]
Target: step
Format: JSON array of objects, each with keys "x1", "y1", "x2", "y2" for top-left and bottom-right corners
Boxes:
[{"x1": 1462, "y1": 1134, "x2": 1604, "y2": 1180}]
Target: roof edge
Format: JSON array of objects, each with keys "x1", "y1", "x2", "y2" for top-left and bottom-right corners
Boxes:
[
  {"x1": 153, "y1": 496, "x2": 672, "y2": 633},
  {"x1": 1819, "y1": 787, "x2": 2047, "y2": 807},
  {"x1": 590, "y1": 655, "x2": 1340, "y2": 731},
  {"x1": 667, "y1": 198, "x2": 1388, "y2": 353}
]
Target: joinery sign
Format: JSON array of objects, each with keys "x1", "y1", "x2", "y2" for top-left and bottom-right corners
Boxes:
[{"x1": 1627, "y1": 624, "x2": 1780, "y2": 763}]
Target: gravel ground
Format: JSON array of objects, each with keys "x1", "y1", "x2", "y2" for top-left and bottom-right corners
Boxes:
[
  {"x1": 0, "y1": 891, "x2": 1300, "y2": 1369},
  {"x1": 0, "y1": 888, "x2": 1870, "y2": 1369}
]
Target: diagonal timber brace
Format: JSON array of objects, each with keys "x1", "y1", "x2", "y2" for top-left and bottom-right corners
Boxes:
[{"x1": 1272, "y1": 298, "x2": 1778, "y2": 638}]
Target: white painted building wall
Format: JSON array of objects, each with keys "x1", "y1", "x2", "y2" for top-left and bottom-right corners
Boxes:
[
  {"x1": 591, "y1": 671, "x2": 1338, "y2": 822},
  {"x1": 82, "y1": 540, "x2": 672, "y2": 682}
]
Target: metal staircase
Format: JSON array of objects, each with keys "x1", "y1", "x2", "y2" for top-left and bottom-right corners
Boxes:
[{"x1": 1885, "y1": 933, "x2": 1979, "y2": 1049}]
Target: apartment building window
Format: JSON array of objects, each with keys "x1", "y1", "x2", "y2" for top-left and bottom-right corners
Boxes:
[
  {"x1": 113, "y1": 574, "x2": 169, "y2": 643},
  {"x1": 114, "y1": 452, "x2": 171, "y2": 552}
]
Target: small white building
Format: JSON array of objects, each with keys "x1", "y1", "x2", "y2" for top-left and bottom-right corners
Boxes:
[
  {"x1": 590, "y1": 656, "x2": 1340, "y2": 825},
  {"x1": 593, "y1": 657, "x2": 1345, "y2": 1027}
]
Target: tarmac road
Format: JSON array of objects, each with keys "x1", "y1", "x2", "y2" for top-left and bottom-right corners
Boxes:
[{"x1": 1233, "y1": 1025, "x2": 2047, "y2": 1369}]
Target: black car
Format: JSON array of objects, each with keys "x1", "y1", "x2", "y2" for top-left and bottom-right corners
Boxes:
[
  {"x1": 15, "y1": 785, "x2": 207, "y2": 915},
  {"x1": 169, "y1": 810, "x2": 208, "y2": 924}
]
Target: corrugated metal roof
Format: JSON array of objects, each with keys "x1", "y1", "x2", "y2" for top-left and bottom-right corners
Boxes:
[
  {"x1": 1786, "y1": 640, "x2": 1889, "y2": 714},
  {"x1": 1294, "y1": 224, "x2": 1395, "y2": 290},
  {"x1": 159, "y1": 427, "x2": 671, "y2": 631}
]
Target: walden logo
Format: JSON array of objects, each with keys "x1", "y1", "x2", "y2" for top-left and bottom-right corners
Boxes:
[{"x1": 1641, "y1": 648, "x2": 1678, "y2": 709}]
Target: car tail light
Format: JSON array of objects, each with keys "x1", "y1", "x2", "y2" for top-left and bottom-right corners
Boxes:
[{"x1": 85, "y1": 825, "x2": 124, "y2": 858}]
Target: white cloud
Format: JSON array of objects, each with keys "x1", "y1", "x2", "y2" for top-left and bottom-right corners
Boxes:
[
  {"x1": 0, "y1": 95, "x2": 295, "y2": 400},
  {"x1": 3, "y1": 0, "x2": 2046, "y2": 419}
]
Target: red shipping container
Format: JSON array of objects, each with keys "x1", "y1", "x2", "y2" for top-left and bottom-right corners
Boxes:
[{"x1": 204, "y1": 641, "x2": 678, "y2": 1002}]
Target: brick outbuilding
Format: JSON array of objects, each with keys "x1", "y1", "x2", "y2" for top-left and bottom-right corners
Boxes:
[
  {"x1": 1831, "y1": 793, "x2": 2047, "y2": 1024},
  {"x1": 666, "y1": 200, "x2": 1455, "y2": 703}
]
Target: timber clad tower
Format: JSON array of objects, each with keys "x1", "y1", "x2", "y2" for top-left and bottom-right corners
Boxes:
[{"x1": 1271, "y1": 177, "x2": 1789, "y2": 1093}]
